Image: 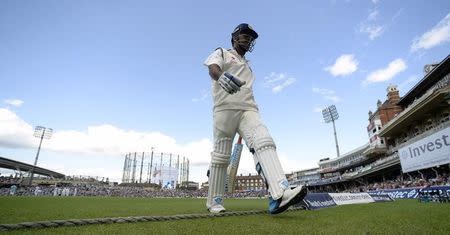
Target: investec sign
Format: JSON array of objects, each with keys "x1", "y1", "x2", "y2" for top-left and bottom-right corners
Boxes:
[{"x1": 399, "y1": 126, "x2": 450, "y2": 173}]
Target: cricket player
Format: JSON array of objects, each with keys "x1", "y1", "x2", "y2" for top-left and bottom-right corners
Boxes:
[
  {"x1": 9, "y1": 185, "x2": 17, "y2": 196},
  {"x1": 204, "y1": 23, "x2": 307, "y2": 214}
]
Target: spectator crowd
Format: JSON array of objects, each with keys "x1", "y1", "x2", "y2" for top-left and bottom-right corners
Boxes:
[{"x1": 0, "y1": 184, "x2": 268, "y2": 198}]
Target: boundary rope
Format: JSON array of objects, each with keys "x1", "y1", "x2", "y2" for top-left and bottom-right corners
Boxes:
[{"x1": 0, "y1": 207, "x2": 305, "y2": 231}]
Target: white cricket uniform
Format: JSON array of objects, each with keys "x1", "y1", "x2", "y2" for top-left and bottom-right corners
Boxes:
[
  {"x1": 204, "y1": 48, "x2": 289, "y2": 209},
  {"x1": 10, "y1": 185, "x2": 17, "y2": 196},
  {"x1": 204, "y1": 48, "x2": 264, "y2": 144}
]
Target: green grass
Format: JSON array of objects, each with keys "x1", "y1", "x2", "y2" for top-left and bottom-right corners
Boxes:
[{"x1": 0, "y1": 197, "x2": 449, "y2": 234}]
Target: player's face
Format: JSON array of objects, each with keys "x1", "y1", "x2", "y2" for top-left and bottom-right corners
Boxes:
[{"x1": 234, "y1": 34, "x2": 255, "y2": 52}]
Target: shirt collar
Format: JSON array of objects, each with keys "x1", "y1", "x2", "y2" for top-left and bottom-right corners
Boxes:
[{"x1": 229, "y1": 49, "x2": 248, "y2": 62}]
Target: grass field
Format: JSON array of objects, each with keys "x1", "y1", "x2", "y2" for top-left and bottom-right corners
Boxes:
[{"x1": 0, "y1": 196, "x2": 449, "y2": 234}]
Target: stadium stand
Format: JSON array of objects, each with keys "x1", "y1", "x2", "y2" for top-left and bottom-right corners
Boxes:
[
  {"x1": 291, "y1": 55, "x2": 450, "y2": 197},
  {"x1": 0, "y1": 156, "x2": 65, "y2": 180}
]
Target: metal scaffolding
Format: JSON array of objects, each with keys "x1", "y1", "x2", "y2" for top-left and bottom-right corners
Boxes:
[{"x1": 121, "y1": 151, "x2": 189, "y2": 187}]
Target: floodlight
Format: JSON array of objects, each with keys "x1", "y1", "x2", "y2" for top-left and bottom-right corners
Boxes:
[
  {"x1": 321, "y1": 105, "x2": 341, "y2": 158},
  {"x1": 28, "y1": 126, "x2": 53, "y2": 185}
]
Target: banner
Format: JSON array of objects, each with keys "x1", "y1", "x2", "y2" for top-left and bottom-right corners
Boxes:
[
  {"x1": 398, "y1": 126, "x2": 450, "y2": 173},
  {"x1": 296, "y1": 192, "x2": 397, "y2": 210},
  {"x1": 302, "y1": 193, "x2": 337, "y2": 210},
  {"x1": 368, "y1": 186, "x2": 450, "y2": 199},
  {"x1": 151, "y1": 166, "x2": 178, "y2": 188},
  {"x1": 368, "y1": 188, "x2": 418, "y2": 199},
  {"x1": 328, "y1": 193, "x2": 375, "y2": 205},
  {"x1": 419, "y1": 186, "x2": 450, "y2": 195}
]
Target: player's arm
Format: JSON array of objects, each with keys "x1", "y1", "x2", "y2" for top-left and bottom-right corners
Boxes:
[{"x1": 208, "y1": 64, "x2": 222, "y2": 81}]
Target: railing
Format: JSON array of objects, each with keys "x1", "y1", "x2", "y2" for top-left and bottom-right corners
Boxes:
[
  {"x1": 340, "y1": 153, "x2": 399, "y2": 179},
  {"x1": 389, "y1": 119, "x2": 450, "y2": 153},
  {"x1": 318, "y1": 155, "x2": 368, "y2": 173}
]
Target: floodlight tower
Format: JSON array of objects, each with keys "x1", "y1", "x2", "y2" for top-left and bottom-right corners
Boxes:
[
  {"x1": 28, "y1": 126, "x2": 53, "y2": 186},
  {"x1": 322, "y1": 105, "x2": 340, "y2": 158}
]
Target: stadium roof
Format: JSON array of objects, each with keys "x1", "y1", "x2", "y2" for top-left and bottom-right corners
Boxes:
[
  {"x1": 317, "y1": 143, "x2": 369, "y2": 165},
  {"x1": 0, "y1": 156, "x2": 65, "y2": 179},
  {"x1": 398, "y1": 54, "x2": 450, "y2": 106}
]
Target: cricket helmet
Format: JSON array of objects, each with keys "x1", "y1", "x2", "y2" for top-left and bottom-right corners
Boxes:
[{"x1": 231, "y1": 23, "x2": 258, "y2": 52}]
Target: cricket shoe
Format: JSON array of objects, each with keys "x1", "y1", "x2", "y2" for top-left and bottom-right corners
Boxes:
[
  {"x1": 268, "y1": 185, "x2": 307, "y2": 215},
  {"x1": 208, "y1": 196, "x2": 226, "y2": 213}
]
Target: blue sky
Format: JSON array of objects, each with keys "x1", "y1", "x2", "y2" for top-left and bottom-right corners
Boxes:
[{"x1": 1, "y1": 0, "x2": 449, "y2": 183}]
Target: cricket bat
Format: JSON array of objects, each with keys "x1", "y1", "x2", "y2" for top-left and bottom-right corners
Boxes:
[{"x1": 225, "y1": 136, "x2": 243, "y2": 193}]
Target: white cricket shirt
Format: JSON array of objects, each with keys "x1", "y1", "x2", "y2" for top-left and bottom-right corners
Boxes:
[{"x1": 204, "y1": 48, "x2": 259, "y2": 112}]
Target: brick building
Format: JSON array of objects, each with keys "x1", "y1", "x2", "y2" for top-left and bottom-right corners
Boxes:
[
  {"x1": 235, "y1": 173, "x2": 264, "y2": 192},
  {"x1": 377, "y1": 85, "x2": 403, "y2": 125},
  {"x1": 365, "y1": 84, "x2": 403, "y2": 158}
]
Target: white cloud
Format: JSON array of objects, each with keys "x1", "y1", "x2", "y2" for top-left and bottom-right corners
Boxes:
[
  {"x1": 312, "y1": 87, "x2": 341, "y2": 103},
  {"x1": 324, "y1": 54, "x2": 358, "y2": 77},
  {"x1": 367, "y1": 9, "x2": 379, "y2": 21},
  {"x1": 0, "y1": 108, "x2": 213, "y2": 167},
  {"x1": 372, "y1": 0, "x2": 379, "y2": 4},
  {"x1": 391, "y1": 8, "x2": 404, "y2": 23},
  {"x1": 360, "y1": 24, "x2": 384, "y2": 40},
  {"x1": 41, "y1": 162, "x2": 123, "y2": 182},
  {"x1": 3, "y1": 99, "x2": 24, "y2": 107},
  {"x1": 326, "y1": 96, "x2": 341, "y2": 103},
  {"x1": 0, "y1": 108, "x2": 35, "y2": 148},
  {"x1": 312, "y1": 88, "x2": 334, "y2": 96},
  {"x1": 364, "y1": 58, "x2": 407, "y2": 84},
  {"x1": 313, "y1": 107, "x2": 324, "y2": 113},
  {"x1": 263, "y1": 72, "x2": 296, "y2": 93},
  {"x1": 358, "y1": 7, "x2": 385, "y2": 40},
  {"x1": 411, "y1": 14, "x2": 450, "y2": 52}
]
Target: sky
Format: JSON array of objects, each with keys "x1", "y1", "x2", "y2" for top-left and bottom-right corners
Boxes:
[{"x1": 1, "y1": 0, "x2": 449, "y2": 184}]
